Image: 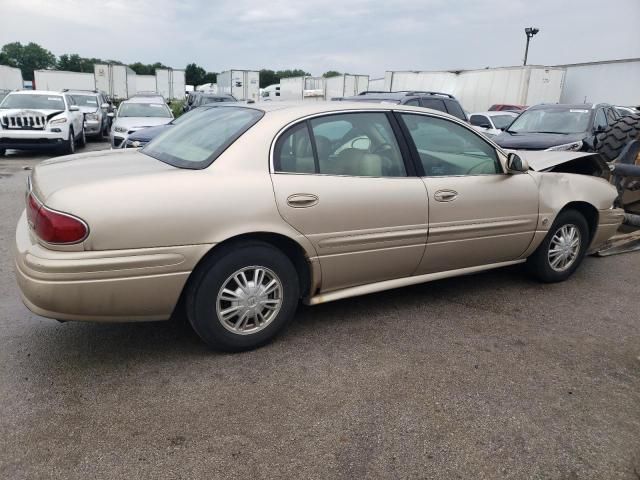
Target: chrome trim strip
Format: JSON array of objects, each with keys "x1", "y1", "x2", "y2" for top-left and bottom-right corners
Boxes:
[
  {"x1": 317, "y1": 228, "x2": 428, "y2": 248},
  {"x1": 306, "y1": 259, "x2": 526, "y2": 305}
]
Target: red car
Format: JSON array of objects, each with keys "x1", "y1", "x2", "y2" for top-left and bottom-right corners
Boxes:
[{"x1": 489, "y1": 104, "x2": 527, "y2": 112}]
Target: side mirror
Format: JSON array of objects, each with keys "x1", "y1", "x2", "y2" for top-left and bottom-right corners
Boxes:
[
  {"x1": 479, "y1": 123, "x2": 492, "y2": 129},
  {"x1": 101, "y1": 103, "x2": 109, "y2": 109},
  {"x1": 107, "y1": 112, "x2": 115, "y2": 118},
  {"x1": 506, "y1": 152, "x2": 529, "y2": 173},
  {"x1": 594, "y1": 124, "x2": 607, "y2": 134},
  {"x1": 69, "y1": 105, "x2": 80, "y2": 112}
]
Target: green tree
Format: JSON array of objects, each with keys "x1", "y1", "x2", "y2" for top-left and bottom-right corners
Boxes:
[
  {"x1": 0, "y1": 42, "x2": 56, "y2": 81},
  {"x1": 259, "y1": 69, "x2": 278, "y2": 88},
  {"x1": 185, "y1": 63, "x2": 206, "y2": 85},
  {"x1": 276, "y1": 69, "x2": 310, "y2": 79},
  {"x1": 322, "y1": 70, "x2": 342, "y2": 78},
  {"x1": 202, "y1": 72, "x2": 217, "y2": 85}
]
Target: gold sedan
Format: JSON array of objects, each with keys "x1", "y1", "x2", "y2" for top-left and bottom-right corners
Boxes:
[{"x1": 14, "y1": 102, "x2": 624, "y2": 351}]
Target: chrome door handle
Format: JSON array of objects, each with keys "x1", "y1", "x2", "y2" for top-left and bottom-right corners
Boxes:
[
  {"x1": 434, "y1": 190, "x2": 458, "y2": 202},
  {"x1": 287, "y1": 193, "x2": 319, "y2": 208}
]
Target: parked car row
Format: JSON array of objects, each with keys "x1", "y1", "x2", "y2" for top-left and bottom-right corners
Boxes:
[{"x1": 0, "y1": 88, "x2": 117, "y2": 155}]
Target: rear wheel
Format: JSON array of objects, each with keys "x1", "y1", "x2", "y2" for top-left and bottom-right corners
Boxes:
[
  {"x1": 186, "y1": 241, "x2": 299, "y2": 352},
  {"x1": 526, "y1": 210, "x2": 590, "y2": 283}
]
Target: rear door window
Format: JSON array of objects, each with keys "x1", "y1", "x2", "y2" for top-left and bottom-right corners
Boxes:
[
  {"x1": 420, "y1": 98, "x2": 446, "y2": 113},
  {"x1": 275, "y1": 113, "x2": 407, "y2": 177},
  {"x1": 443, "y1": 99, "x2": 467, "y2": 121}
]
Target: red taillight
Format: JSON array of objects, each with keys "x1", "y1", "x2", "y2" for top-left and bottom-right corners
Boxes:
[{"x1": 26, "y1": 192, "x2": 88, "y2": 244}]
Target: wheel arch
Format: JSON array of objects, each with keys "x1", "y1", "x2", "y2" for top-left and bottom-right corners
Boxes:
[
  {"x1": 172, "y1": 231, "x2": 318, "y2": 320},
  {"x1": 557, "y1": 201, "x2": 599, "y2": 241}
]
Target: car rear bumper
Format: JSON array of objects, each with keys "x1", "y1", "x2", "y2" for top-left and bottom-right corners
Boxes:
[{"x1": 14, "y1": 211, "x2": 213, "y2": 322}]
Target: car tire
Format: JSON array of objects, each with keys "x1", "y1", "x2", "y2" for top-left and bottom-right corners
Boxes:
[
  {"x1": 186, "y1": 241, "x2": 300, "y2": 352},
  {"x1": 526, "y1": 209, "x2": 590, "y2": 283},
  {"x1": 0, "y1": 148, "x2": 5, "y2": 157},
  {"x1": 63, "y1": 127, "x2": 75, "y2": 155},
  {"x1": 78, "y1": 126, "x2": 86, "y2": 148},
  {"x1": 596, "y1": 113, "x2": 640, "y2": 161}
]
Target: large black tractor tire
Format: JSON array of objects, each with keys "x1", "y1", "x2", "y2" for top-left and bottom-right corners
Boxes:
[{"x1": 596, "y1": 113, "x2": 640, "y2": 162}]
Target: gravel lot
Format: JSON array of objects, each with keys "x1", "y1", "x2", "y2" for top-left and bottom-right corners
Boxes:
[{"x1": 1, "y1": 144, "x2": 639, "y2": 480}]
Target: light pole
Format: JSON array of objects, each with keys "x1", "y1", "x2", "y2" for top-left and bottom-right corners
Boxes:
[{"x1": 523, "y1": 27, "x2": 539, "y2": 66}]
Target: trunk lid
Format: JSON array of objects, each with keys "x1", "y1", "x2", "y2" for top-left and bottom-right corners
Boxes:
[{"x1": 31, "y1": 149, "x2": 175, "y2": 202}]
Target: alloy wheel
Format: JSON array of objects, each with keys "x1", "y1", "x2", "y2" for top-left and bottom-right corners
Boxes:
[
  {"x1": 547, "y1": 224, "x2": 581, "y2": 272},
  {"x1": 216, "y1": 266, "x2": 283, "y2": 335}
]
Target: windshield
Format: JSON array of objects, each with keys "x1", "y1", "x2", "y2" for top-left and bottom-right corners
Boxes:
[
  {"x1": 69, "y1": 95, "x2": 98, "y2": 108},
  {"x1": 491, "y1": 115, "x2": 516, "y2": 130},
  {"x1": 142, "y1": 106, "x2": 264, "y2": 169},
  {"x1": 0, "y1": 94, "x2": 65, "y2": 110},
  {"x1": 508, "y1": 108, "x2": 591, "y2": 134},
  {"x1": 118, "y1": 103, "x2": 171, "y2": 118}
]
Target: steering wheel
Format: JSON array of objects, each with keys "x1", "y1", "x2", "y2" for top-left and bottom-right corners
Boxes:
[
  {"x1": 466, "y1": 159, "x2": 495, "y2": 175},
  {"x1": 372, "y1": 143, "x2": 393, "y2": 155}
]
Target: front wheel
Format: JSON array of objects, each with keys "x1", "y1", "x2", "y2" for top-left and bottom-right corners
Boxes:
[
  {"x1": 186, "y1": 241, "x2": 300, "y2": 352},
  {"x1": 78, "y1": 126, "x2": 86, "y2": 148},
  {"x1": 526, "y1": 210, "x2": 590, "y2": 283},
  {"x1": 63, "y1": 127, "x2": 75, "y2": 155}
]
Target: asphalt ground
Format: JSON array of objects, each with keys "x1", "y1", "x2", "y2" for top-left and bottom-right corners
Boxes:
[{"x1": 0, "y1": 143, "x2": 639, "y2": 479}]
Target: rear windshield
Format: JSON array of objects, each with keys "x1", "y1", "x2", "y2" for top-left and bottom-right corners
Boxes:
[{"x1": 142, "y1": 106, "x2": 264, "y2": 169}]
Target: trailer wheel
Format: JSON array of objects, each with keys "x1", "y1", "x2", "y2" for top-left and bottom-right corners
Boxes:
[{"x1": 596, "y1": 113, "x2": 640, "y2": 162}]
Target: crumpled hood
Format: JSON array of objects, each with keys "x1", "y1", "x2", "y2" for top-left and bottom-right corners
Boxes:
[
  {"x1": 493, "y1": 131, "x2": 586, "y2": 150},
  {"x1": 77, "y1": 105, "x2": 99, "y2": 114},
  {"x1": 507, "y1": 150, "x2": 603, "y2": 171},
  {"x1": 127, "y1": 124, "x2": 173, "y2": 142},
  {"x1": 112, "y1": 116, "x2": 172, "y2": 132}
]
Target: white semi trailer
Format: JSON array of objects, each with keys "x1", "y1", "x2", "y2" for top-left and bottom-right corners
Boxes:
[
  {"x1": 558, "y1": 58, "x2": 640, "y2": 106},
  {"x1": 0, "y1": 65, "x2": 24, "y2": 91},
  {"x1": 94, "y1": 64, "x2": 136, "y2": 100},
  {"x1": 279, "y1": 76, "x2": 326, "y2": 102},
  {"x1": 324, "y1": 74, "x2": 369, "y2": 99},
  {"x1": 217, "y1": 70, "x2": 260, "y2": 101},
  {"x1": 136, "y1": 75, "x2": 157, "y2": 93},
  {"x1": 383, "y1": 66, "x2": 566, "y2": 111},
  {"x1": 155, "y1": 68, "x2": 187, "y2": 99},
  {"x1": 34, "y1": 70, "x2": 95, "y2": 92}
]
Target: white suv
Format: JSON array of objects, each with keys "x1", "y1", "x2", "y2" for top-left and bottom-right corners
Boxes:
[{"x1": 0, "y1": 91, "x2": 85, "y2": 156}]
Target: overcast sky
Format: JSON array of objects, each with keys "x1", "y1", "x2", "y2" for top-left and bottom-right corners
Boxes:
[{"x1": 1, "y1": 0, "x2": 639, "y2": 77}]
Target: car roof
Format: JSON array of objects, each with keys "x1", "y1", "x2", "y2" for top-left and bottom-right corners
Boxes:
[
  {"x1": 9, "y1": 90, "x2": 64, "y2": 96},
  {"x1": 211, "y1": 101, "x2": 467, "y2": 124},
  {"x1": 346, "y1": 91, "x2": 457, "y2": 101},
  {"x1": 528, "y1": 103, "x2": 612, "y2": 110},
  {"x1": 124, "y1": 96, "x2": 167, "y2": 104},
  {"x1": 471, "y1": 111, "x2": 518, "y2": 117},
  {"x1": 64, "y1": 90, "x2": 101, "y2": 96}
]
